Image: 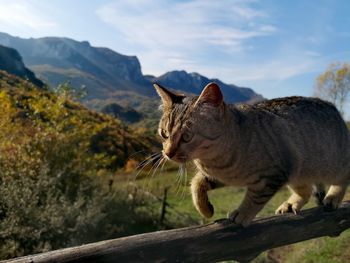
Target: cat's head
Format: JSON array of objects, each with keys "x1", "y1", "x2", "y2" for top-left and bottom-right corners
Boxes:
[{"x1": 154, "y1": 82, "x2": 225, "y2": 163}]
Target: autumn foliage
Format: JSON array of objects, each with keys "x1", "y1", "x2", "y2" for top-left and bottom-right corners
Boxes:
[{"x1": 0, "y1": 71, "x2": 160, "y2": 258}]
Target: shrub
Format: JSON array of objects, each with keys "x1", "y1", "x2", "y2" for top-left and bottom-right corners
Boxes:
[
  {"x1": 0, "y1": 72, "x2": 161, "y2": 259},
  {"x1": 0, "y1": 121, "x2": 159, "y2": 259}
]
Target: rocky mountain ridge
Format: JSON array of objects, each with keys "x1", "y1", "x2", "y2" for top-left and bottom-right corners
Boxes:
[
  {"x1": 0, "y1": 44, "x2": 44, "y2": 88},
  {"x1": 0, "y1": 32, "x2": 262, "y2": 104}
]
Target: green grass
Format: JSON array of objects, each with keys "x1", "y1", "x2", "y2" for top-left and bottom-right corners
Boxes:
[
  {"x1": 115, "y1": 165, "x2": 350, "y2": 262},
  {"x1": 120, "y1": 166, "x2": 306, "y2": 220},
  {"x1": 276, "y1": 230, "x2": 350, "y2": 263}
]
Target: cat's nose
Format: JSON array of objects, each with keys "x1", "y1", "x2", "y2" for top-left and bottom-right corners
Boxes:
[{"x1": 164, "y1": 149, "x2": 176, "y2": 159}]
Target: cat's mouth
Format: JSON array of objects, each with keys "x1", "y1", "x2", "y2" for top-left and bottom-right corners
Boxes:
[
  {"x1": 163, "y1": 151, "x2": 188, "y2": 163},
  {"x1": 172, "y1": 155, "x2": 188, "y2": 163}
]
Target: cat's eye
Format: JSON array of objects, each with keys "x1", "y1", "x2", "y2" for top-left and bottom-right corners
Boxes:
[
  {"x1": 160, "y1": 129, "x2": 169, "y2": 139},
  {"x1": 182, "y1": 131, "x2": 193, "y2": 143}
]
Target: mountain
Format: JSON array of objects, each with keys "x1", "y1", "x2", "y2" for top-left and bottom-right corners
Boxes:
[
  {"x1": 0, "y1": 32, "x2": 262, "y2": 105},
  {"x1": 0, "y1": 44, "x2": 44, "y2": 88},
  {"x1": 0, "y1": 32, "x2": 151, "y2": 100},
  {"x1": 149, "y1": 70, "x2": 262, "y2": 103},
  {"x1": 101, "y1": 103, "x2": 143, "y2": 124}
]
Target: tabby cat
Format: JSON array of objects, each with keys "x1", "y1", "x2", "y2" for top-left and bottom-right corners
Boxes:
[{"x1": 154, "y1": 82, "x2": 350, "y2": 226}]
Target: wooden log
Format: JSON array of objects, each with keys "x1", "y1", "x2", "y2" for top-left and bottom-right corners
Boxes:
[{"x1": 4, "y1": 201, "x2": 350, "y2": 263}]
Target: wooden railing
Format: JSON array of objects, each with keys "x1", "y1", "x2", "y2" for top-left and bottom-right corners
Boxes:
[{"x1": 4, "y1": 201, "x2": 350, "y2": 263}]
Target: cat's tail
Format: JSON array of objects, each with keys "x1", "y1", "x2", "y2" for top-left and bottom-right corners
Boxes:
[
  {"x1": 313, "y1": 183, "x2": 326, "y2": 206},
  {"x1": 190, "y1": 173, "x2": 214, "y2": 218}
]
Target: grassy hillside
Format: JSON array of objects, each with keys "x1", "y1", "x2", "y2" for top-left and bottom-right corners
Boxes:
[
  {"x1": 0, "y1": 70, "x2": 158, "y2": 170},
  {"x1": 0, "y1": 71, "x2": 164, "y2": 259}
]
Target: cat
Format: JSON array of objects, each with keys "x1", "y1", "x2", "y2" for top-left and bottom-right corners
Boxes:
[{"x1": 154, "y1": 82, "x2": 350, "y2": 226}]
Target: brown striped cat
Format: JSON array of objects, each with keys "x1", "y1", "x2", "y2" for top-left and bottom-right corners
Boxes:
[{"x1": 154, "y1": 82, "x2": 350, "y2": 226}]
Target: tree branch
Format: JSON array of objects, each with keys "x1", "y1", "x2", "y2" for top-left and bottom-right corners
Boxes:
[{"x1": 5, "y1": 201, "x2": 350, "y2": 263}]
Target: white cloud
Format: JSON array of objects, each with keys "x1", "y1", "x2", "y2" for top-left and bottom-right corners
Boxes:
[
  {"x1": 184, "y1": 57, "x2": 320, "y2": 84},
  {"x1": 96, "y1": 0, "x2": 273, "y2": 49},
  {"x1": 304, "y1": 51, "x2": 321, "y2": 57},
  {"x1": 230, "y1": 60, "x2": 318, "y2": 82},
  {"x1": 0, "y1": 0, "x2": 56, "y2": 31},
  {"x1": 96, "y1": 0, "x2": 277, "y2": 74},
  {"x1": 95, "y1": 0, "x2": 346, "y2": 99},
  {"x1": 259, "y1": 25, "x2": 277, "y2": 32}
]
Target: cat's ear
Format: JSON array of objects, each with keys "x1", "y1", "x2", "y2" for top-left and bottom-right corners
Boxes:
[
  {"x1": 195, "y1": 82, "x2": 223, "y2": 107},
  {"x1": 153, "y1": 83, "x2": 185, "y2": 109}
]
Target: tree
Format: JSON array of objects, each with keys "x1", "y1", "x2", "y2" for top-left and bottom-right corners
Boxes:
[
  {"x1": 314, "y1": 62, "x2": 350, "y2": 116},
  {"x1": 54, "y1": 81, "x2": 87, "y2": 101}
]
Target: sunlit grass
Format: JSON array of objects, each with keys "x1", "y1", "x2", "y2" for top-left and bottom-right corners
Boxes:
[{"x1": 115, "y1": 164, "x2": 350, "y2": 263}]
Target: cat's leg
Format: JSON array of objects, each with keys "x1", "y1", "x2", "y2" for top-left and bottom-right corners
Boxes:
[
  {"x1": 323, "y1": 184, "x2": 348, "y2": 211},
  {"x1": 313, "y1": 183, "x2": 326, "y2": 206},
  {"x1": 275, "y1": 184, "x2": 312, "y2": 214},
  {"x1": 190, "y1": 172, "x2": 215, "y2": 218},
  {"x1": 229, "y1": 178, "x2": 284, "y2": 227}
]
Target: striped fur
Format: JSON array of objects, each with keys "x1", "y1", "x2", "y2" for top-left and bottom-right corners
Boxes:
[{"x1": 155, "y1": 83, "x2": 350, "y2": 226}]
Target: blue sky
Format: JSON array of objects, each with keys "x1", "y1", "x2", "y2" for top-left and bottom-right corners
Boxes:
[{"x1": 0, "y1": 0, "x2": 349, "y2": 116}]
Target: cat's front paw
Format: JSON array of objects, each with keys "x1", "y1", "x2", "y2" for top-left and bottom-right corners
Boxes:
[
  {"x1": 275, "y1": 201, "x2": 299, "y2": 215},
  {"x1": 323, "y1": 195, "x2": 342, "y2": 211},
  {"x1": 228, "y1": 209, "x2": 253, "y2": 227}
]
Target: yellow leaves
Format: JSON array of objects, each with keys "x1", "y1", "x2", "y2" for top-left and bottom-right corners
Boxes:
[
  {"x1": 0, "y1": 90, "x2": 8, "y2": 100},
  {"x1": 0, "y1": 70, "x2": 155, "y2": 173},
  {"x1": 314, "y1": 62, "x2": 350, "y2": 116},
  {"x1": 316, "y1": 62, "x2": 350, "y2": 86},
  {"x1": 0, "y1": 90, "x2": 14, "y2": 113}
]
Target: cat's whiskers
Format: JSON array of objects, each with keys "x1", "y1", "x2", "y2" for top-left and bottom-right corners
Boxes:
[
  {"x1": 174, "y1": 164, "x2": 183, "y2": 196},
  {"x1": 180, "y1": 162, "x2": 188, "y2": 200},
  {"x1": 133, "y1": 152, "x2": 162, "y2": 181},
  {"x1": 150, "y1": 156, "x2": 165, "y2": 179},
  {"x1": 159, "y1": 157, "x2": 167, "y2": 175},
  {"x1": 136, "y1": 152, "x2": 161, "y2": 170},
  {"x1": 172, "y1": 154, "x2": 190, "y2": 197},
  {"x1": 127, "y1": 150, "x2": 149, "y2": 161},
  {"x1": 143, "y1": 154, "x2": 163, "y2": 189}
]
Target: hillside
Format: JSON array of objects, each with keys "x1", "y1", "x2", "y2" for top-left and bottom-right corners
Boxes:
[
  {"x1": 0, "y1": 32, "x2": 262, "y2": 105},
  {"x1": 0, "y1": 71, "x2": 166, "y2": 259},
  {"x1": 0, "y1": 45, "x2": 44, "y2": 88},
  {"x1": 101, "y1": 103, "x2": 143, "y2": 124},
  {"x1": 0, "y1": 70, "x2": 156, "y2": 170}
]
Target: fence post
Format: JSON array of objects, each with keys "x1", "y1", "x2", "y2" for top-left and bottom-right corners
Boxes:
[{"x1": 159, "y1": 187, "x2": 169, "y2": 226}]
